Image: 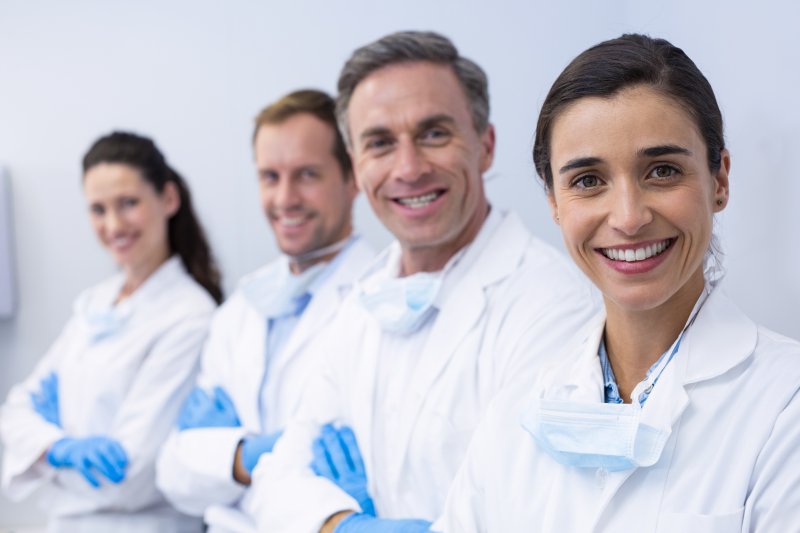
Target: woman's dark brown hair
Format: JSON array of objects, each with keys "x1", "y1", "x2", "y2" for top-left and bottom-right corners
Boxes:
[{"x1": 83, "y1": 131, "x2": 223, "y2": 304}]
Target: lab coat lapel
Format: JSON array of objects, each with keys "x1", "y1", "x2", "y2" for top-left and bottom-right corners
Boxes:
[
  {"x1": 235, "y1": 308, "x2": 269, "y2": 426},
  {"x1": 392, "y1": 212, "x2": 531, "y2": 478},
  {"x1": 593, "y1": 287, "x2": 756, "y2": 527},
  {"x1": 271, "y1": 239, "x2": 374, "y2": 414}
]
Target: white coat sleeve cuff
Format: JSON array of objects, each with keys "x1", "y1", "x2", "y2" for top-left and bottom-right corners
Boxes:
[
  {"x1": 156, "y1": 426, "x2": 248, "y2": 515},
  {"x1": 248, "y1": 460, "x2": 361, "y2": 533}
]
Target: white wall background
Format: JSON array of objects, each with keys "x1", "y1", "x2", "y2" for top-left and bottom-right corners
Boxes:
[{"x1": 1, "y1": 0, "x2": 798, "y2": 526}]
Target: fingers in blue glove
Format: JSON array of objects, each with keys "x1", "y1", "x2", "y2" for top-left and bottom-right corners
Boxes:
[
  {"x1": 337, "y1": 426, "x2": 366, "y2": 476},
  {"x1": 241, "y1": 430, "x2": 283, "y2": 474},
  {"x1": 177, "y1": 385, "x2": 240, "y2": 430},
  {"x1": 42, "y1": 372, "x2": 59, "y2": 398},
  {"x1": 29, "y1": 372, "x2": 61, "y2": 427},
  {"x1": 335, "y1": 513, "x2": 432, "y2": 532},
  {"x1": 313, "y1": 425, "x2": 376, "y2": 517},
  {"x1": 320, "y1": 424, "x2": 353, "y2": 474},
  {"x1": 47, "y1": 437, "x2": 129, "y2": 489},
  {"x1": 311, "y1": 436, "x2": 338, "y2": 479},
  {"x1": 213, "y1": 386, "x2": 237, "y2": 413}
]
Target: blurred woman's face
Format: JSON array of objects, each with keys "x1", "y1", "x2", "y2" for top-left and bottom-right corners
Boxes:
[
  {"x1": 83, "y1": 163, "x2": 178, "y2": 279},
  {"x1": 546, "y1": 85, "x2": 729, "y2": 315}
]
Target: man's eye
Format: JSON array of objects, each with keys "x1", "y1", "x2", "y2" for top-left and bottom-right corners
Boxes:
[
  {"x1": 89, "y1": 204, "x2": 104, "y2": 216},
  {"x1": 121, "y1": 197, "x2": 139, "y2": 208},
  {"x1": 300, "y1": 168, "x2": 317, "y2": 178},
  {"x1": 365, "y1": 137, "x2": 391, "y2": 150},
  {"x1": 260, "y1": 171, "x2": 279, "y2": 182},
  {"x1": 420, "y1": 128, "x2": 450, "y2": 144}
]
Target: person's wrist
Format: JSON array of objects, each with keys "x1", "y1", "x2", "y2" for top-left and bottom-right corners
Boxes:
[
  {"x1": 320, "y1": 510, "x2": 355, "y2": 533},
  {"x1": 232, "y1": 439, "x2": 252, "y2": 485}
]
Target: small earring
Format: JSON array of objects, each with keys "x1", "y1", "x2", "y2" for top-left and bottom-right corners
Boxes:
[{"x1": 716, "y1": 199, "x2": 724, "y2": 206}]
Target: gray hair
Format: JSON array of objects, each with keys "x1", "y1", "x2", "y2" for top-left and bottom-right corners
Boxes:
[{"x1": 336, "y1": 30, "x2": 490, "y2": 147}]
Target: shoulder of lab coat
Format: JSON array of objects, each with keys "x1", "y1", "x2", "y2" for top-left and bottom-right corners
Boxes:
[
  {"x1": 156, "y1": 239, "x2": 375, "y2": 519},
  {"x1": 434, "y1": 287, "x2": 800, "y2": 531},
  {"x1": 0, "y1": 258, "x2": 215, "y2": 510}
]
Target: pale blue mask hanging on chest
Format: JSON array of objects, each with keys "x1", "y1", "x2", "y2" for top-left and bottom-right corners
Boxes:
[
  {"x1": 241, "y1": 262, "x2": 325, "y2": 319},
  {"x1": 357, "y1": 272, "x2": 442, "y2": 335}
]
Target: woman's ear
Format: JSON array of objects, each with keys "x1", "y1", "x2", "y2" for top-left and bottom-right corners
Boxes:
[
  {"x1": 162, "y1": 181, "x2": 181, "y2": 217},
  {"x1": 547, "y1": 191, "x2": 560, "y2": 225},
  {"x1": 713, "y1": 149, "x2": 730, "y2": 212}
]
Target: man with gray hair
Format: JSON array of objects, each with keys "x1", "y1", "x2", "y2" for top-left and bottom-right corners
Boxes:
[{"x1": 248, "y1": 31, "x2": 597, "y2": 532}]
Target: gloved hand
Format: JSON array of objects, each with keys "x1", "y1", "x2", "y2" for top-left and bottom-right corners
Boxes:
[
  {"x1": 47, "y1": 436, "x2": 129, "y2": 489},
  {"x1": 30, "y1": 372, "x2": 61, "y2": 427},
  {"x1": 334, "y1": 513, "x2": 432, "y2": 532},
  {"x1": 241, "y1": 430, "x2": 284, "y2": 474},
  {"x1": 177, "y1": 385, "x2": 241, "y2": 430},
  {"x1": 311, "y1": 424, "x2": 375, "y2": 517}
]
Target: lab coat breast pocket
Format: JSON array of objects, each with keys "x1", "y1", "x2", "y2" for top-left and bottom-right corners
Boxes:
[{"x1": 657, "y1": 507, "x2": 744, "y2": 533}]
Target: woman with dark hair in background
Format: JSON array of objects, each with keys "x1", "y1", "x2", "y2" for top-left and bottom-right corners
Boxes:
[
  {"x1": 0, "y1": 131, "x2": 221, "y2": 532},
  {"x1": 432, "y1": 34, "x2": 800, "y2": 532}
]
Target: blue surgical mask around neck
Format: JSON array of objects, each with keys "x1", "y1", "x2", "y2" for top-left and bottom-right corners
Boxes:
[
  {"x1": 242, "y1": 262, "x2": 326, "y2": 319},
  {"x1": 358, "y1": 271, "x2": 442, "y2": 335}
]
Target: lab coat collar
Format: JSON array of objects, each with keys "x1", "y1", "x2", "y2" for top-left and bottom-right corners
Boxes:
[
  {"x1": 74, "y1": 255, "x2": 185, "y2": 316},
  {"x1": 539, "y1": 282, "x2": 757, "y2": 402},
  {"x1": 679, "y1": 286, "x2": 757, "y2": 385}
]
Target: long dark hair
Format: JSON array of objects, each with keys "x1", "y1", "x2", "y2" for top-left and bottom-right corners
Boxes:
[{"x1": 82, "y1": 131, "x2": 223, "y2": 304}]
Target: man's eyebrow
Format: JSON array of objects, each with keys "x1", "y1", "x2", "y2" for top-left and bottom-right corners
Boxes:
[
  {"x1": 559, "y1": 156, "x2": 603, "y2": 175},
  {"x1": 416, "y1": 114, "x2": 455, "y2": 132},
  {"x1": 359, "y1": 126, "x2": 392, "y2": 142},
  {"x1": 638, "y1": 144, "x2": 692, "y2": 158}
]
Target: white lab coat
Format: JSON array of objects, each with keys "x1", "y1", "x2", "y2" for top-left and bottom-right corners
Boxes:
[
  {"x1": 432, "y1": 286, "x2": 800, "y2": 533},
  {"x1": 0, "y1": 256, "x2": 216, "y2": 533},
  {"x1": 155, "y1": 239, "x2": 375, "y2": 532},
  {"x1": 249, "y1": 210, "x2": 600, "y2": 532}
]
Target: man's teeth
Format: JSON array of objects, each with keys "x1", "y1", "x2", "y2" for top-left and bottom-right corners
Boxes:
[
  {"x1": 602, "y1": 240, "x2": 671, "y2": 262},
  {"x1": 397, "y1": 192, "x2": 439, "y2": 209},
  {"x1": 280, "y1": 216, "x2": 305, "y2": 227}
]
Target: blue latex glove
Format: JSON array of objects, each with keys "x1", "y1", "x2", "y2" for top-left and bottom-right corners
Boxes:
[
  {"x1": 311, "y1": 424, "x2": 375, "y2": 517},
  {"x1": 47, "y1": 436, "x2": 129, "y2": 489},
  {"x1": 335, "y1": 513, "x2": 431, "y2": 532},
  {"x1": 177, "y1": 385, "x2": 241, "y2": 430},
  {"x1": 241, "y1": 430, "x2": 283, "y2": 474},
  {"x1": 30, "y1": 372, "x2": 61, "y2": 427}
]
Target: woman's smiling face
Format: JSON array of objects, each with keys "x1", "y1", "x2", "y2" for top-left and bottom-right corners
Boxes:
[{"x1": 547, "y1": 85, "x2": 729, "y2": 314}]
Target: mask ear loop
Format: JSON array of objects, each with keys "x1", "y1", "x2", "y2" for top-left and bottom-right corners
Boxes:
[{"x1": 289, "y1": 235, "x2": 353, "y2": 266}]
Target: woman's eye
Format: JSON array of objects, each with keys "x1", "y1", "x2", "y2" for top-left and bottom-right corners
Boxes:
[
  {"x1": 121, "y1": 197, "x2": 139, "y2": 208},
  {"x1": 650, "y1": 165, "x2": 679, "y2": 179},
  {"x1": 573, "y1": 175, "x2": 600, "y2": 189},
  {"x1": 89, "y1": 204, "x2": 104, "y2": 216}
]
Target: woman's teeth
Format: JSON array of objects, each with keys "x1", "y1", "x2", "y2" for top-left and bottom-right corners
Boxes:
[{"x1": 601, "y1": 239, "x2": 671, "y2": 262}]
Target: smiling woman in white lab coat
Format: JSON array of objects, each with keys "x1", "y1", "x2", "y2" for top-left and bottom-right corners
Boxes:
[
  {"x1": 0, "y1": 131, "x2": 221, "y2": 533},
  {"x1": 433, "y1": 34, "x2": 800, "y2": 533}
]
